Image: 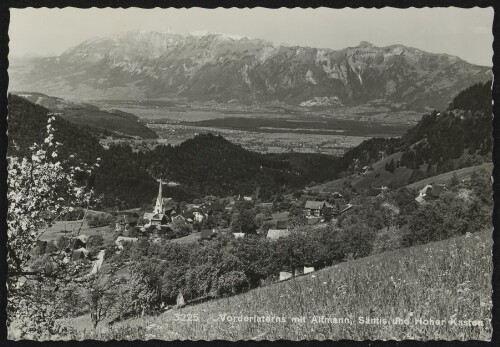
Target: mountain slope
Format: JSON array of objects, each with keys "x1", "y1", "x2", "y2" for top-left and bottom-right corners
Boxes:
[
  {"x1": 9, "y1": 31, "x2": 492, "y2": 110},
  {"x1": 11, "y1": 92, "x2": 158, "y2": 139},
  {"x1": 7, "y1": 94, "x2": 102, "y2": 163},
  {"x1": 310, "y1": 81, "x2": 493, "y2": 192}
]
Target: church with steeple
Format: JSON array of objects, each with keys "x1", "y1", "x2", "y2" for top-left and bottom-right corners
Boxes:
[
  {"x1": 154, "y1": 179, "x2": 164, "y2": 214},
  {"x1": 143, "y1": 180, "x2": 172, "y2": 228}
]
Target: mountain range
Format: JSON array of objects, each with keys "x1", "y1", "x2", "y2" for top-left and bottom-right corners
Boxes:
[{"x1": 9, "y1": 30, "x2": 492, "y2": 111}]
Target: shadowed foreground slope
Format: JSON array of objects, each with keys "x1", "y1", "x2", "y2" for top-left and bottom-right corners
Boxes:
[{"x1": 69, "y1": 229, "x2": 492, "y2": 341}]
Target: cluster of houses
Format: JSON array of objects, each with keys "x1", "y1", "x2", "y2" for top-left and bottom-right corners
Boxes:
[
  {"x1": 112, "y1": 179, "x2": 447, "y2": 248},
  {"x1": 36, "y1": 234, "x2": 106, "y2": 278},
  {"x1": 266, "y1": 196, "x2": 354, "y2": 241},
  {"x1": 114, "y1": 181, "x2": 224, "y2": 241}
]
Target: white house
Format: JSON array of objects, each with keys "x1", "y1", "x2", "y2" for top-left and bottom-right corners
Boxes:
[
  {"x1": 304, "y1": 266, "x2": 315, "y2": 274},
  {"x1": 279, "y1": 271, "x2": 293, "y2": 281}
]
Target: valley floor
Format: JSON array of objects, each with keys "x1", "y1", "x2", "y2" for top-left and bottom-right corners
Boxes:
[{"x1": 67, "y1": 229, "x2": 492, "y2": 341}]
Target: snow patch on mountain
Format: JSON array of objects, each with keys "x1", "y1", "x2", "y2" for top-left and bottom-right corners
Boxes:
[
  {"x1": 300, "y1": 96, "x2": 342, "y2": 107},
  {"x1": 240, "y1": 64, "x2": 252, "y2": 86},
  {"x1": 305, "y1": 70, "x2": 317, "y2": 85}
]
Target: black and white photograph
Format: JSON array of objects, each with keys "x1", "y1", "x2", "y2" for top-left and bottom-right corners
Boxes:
[{"x1": 4, "y1": 5, "x2": 495, "y2": 341}]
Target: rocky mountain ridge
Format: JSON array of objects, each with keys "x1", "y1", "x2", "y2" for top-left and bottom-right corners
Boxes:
[{"x1": 9, "y1": 30, "x2": 492, "y2": 110}]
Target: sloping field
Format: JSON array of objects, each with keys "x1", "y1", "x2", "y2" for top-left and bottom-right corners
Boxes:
[
  {"x1": 169, "y1": 232, "x2": 202, "y2": 244},
  {"x1": 310, "y1": 151, "x2": 411, "y2": 193},
  {"x1": 405, "y1": 162, "x2": 493, "y2": 190},
  {"x1": 78, "y1": 229, "x2": 492, "y2": 341},
  {"x1": 310, "y1": 160, "x2": 492, "y2": 194},
  {"x1": 38, "y1": 220, "x2": 116, "y2": 245}
]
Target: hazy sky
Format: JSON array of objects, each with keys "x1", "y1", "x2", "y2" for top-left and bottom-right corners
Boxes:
[{"x1": 9, "y1": 7, "x2": 494, "y2": 66}]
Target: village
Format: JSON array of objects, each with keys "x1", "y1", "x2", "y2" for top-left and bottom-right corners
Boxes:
[{"x1": 38, "y1": 177, "x2": 451, "y2": 290}]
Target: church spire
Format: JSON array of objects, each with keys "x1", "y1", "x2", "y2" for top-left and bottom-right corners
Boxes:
[{"x1": 154, "y1": 179, "x2": 163, "y2": 214}]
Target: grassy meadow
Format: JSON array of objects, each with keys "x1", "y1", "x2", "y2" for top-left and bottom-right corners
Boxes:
[
  {"x1": 405, "y1": 162, "x2": 494, "y2": 190},
  {"x1": 68, "y1": 229, "x2": 492, "y2": 341},
  {"x1": 38, "y1": 220, "x2": 117, "y2": 245}
]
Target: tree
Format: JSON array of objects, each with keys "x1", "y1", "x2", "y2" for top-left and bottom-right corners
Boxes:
[
  {"x1": 171, "y1": 218, "x2": 191, "y2": 238},
  {"x1": 323, "y1": 207, "x2": 334, "y2": 222},
  {"x1": 86, "y1": 273, "x2": 118, "y2": 330},
  {"x1": 215, "y1": 271, "x2": 248, "y2": 297},
  {"x1": 87, "y1": 213, "x2": 113, "y2": 228},
  {"x1": 450, "y1": 171, "x2": 460, "y2": 187},
  {"x1": 253, "y1": 213, "x2": 267, "y2": 229},
  {"x1": 273, "y1": 231, "x2": 315, "y2": 276},
  {"x1": 7, "y1": 115, "x2": 99, "y2": 338},
  {"x1": 128, "y1": 262, "x2": 163, "y2": 317},
  {"x1": 385, "y1": 159, "x2": 396, "y2": 173},
  {"x1": 403, "y1": 202, "x2": 445, "y2": 247},
  {"x1": 230, "y1": 212, "x2": 243, "y2": 233},
  {"x1": 230, "y1": 209, "x2": 257, "y2": 234},
  {"x1": 86, "y1": 235, "x2": 105, "y2": 253}
]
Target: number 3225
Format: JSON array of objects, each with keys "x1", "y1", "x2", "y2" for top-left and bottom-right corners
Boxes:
[{"x1": 174, "y1": 314, "x2": 200, "y2": 322}]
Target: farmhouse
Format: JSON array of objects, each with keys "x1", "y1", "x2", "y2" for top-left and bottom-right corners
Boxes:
[
  {"x1": 304, "y1": 266, "x2": 315, "y2": 274},
  {"x1": 143, "y1": 212, "x2": 169, "y2": 226},
  {"x1": 185, "y1": 203, "x2": 205, "y2": 212},
  {"x1": 279, "y1": 271, "x2": 293, "y2": 281},
  {"x1": 172, "y1": 214, "x2": 186, "y2": 223},
  {"x1": 115, "y1": 210, "x2": 140, "y2": 232},
  {"x1": 304, "y1": 200, "x2": 330, "y2": 218},
  {"x1": 415, "y1": 184, "x2": 447, "y2": 204}
]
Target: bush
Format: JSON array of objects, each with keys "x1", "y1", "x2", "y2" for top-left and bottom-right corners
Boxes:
[
  {"x1": 171, "y1": 218, "x2": 191, "y2": 238},
  {"x1": 215, "y1": 271, "x2": 248, "y2": 297},
  {"x1": 88, "y1": 213, "x2": 114, "y2": 228},
  {"x1": 87, "y1": 234, "x2": 105, "y2": 252},
  {"x1": 372, "y1": 226, "x2": 405, "y2": 254}
]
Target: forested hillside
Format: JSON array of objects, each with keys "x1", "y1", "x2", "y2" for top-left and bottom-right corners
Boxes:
[
  {"x1": 7, "y1": 95, "x2": 102, "y2": 163},
  {"x1": 398, "y1": 81, "x2": 492, "y2": 182},
  {"x1": 11, "y1": 92, "x2": 158, "y2": 139},
  {"x1": 336, "y1": 81, "x2": 492, "y2": 182}
]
